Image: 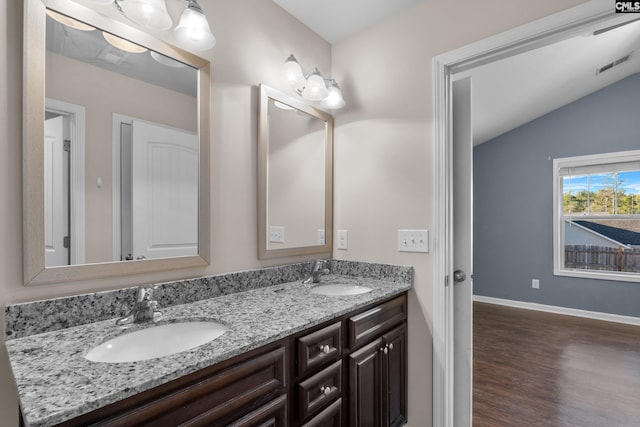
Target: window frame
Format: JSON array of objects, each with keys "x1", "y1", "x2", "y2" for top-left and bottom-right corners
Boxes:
[{"x1": 553, "y1": 150, "x2": 640, "y2": 283}]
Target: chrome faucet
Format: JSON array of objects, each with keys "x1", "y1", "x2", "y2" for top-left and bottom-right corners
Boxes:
[
  {"x1": 116, "y1": 286, "x2": 163, "y2": 325},
  {"x1": 303, "y1": 260, "x2": 330, "y2": 284}
]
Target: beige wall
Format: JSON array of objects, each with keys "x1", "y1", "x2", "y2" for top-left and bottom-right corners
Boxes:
[
  {"x1": 1, "y1": 0, "x2": 585, "y2": 425},
  {"x1": 330, "y1": 0, "x2": 585, "y2": 425}
]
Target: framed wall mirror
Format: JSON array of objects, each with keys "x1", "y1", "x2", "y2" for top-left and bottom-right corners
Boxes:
[
  {"x1": 258, "y1": 84, "x2": 333, "y2": 259},
  {"x1": 23, "y1": 0, "x2": 211, "y2": 285}
]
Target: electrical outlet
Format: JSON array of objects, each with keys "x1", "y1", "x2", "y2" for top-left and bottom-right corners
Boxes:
[
  {"x1": 269, "y1": 225, "x2": 285, "y2": 243},
  {"x1": 398, "y1": 229, "x2": 429, "y2": 253},
  {"x1": 337, "y1": 230, "x2": 348, "y2": 250},
  {"x1": 317, "y1": 229, "x2": 325, "y2": 245},
  {"x1": 532, "y1": 279, "x2": 540, "y2": 289}
]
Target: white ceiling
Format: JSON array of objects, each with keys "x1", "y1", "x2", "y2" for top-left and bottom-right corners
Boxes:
[
  {"x1": 272, "y1": 0, "x2": 425, "y2": 43},
  {"x1": 273, "y1": 1, "x2": 640, "y2": 146}
]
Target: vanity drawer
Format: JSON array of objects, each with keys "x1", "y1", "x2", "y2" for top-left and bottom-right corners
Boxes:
[
  {"x1": 297, "y1": 360, "x2": 342, "y2": 422},
  {"x1": 61, "y1": 344, "x2": 287, "y2": 427},
  {"x1": 301, "y1": 398, "x2": 342, "y2": 427},
  {"x1": 297, "y1": 321, "x2": 341, "y2": 377},
  {"x1": 348, "y1": 295, "x2": 406, "y2": 349}
]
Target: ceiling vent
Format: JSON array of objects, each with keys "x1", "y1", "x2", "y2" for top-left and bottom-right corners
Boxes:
[{"x1": 596, "y1": 54, "x2": 631, "y2": 75}]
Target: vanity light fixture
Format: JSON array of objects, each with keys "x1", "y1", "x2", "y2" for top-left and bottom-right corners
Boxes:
[
  {"x1": 115, "y1": 0, "x2": 173, "y2": 31},
  {"x1": 174, "y1": 0, "x2": 216, "y2": 51},
  {"x1": 282, "y1": 54, "x2": 346, "y2": 110},
  {"x1": 321, "y1": 79, "x2": 346, "y2": 110},
  {"x1": 110, "y1": 0, "x2": 216, "y2": 51},
  {"x1": 103, "y1": 31, "x2": 148, "y2": 53},
  {"x1": 302, "y1": 68, "x2": 328, "y2": 101},
  {"x1": 45, "y1": 9, "x2": 95, "y2": 31}
]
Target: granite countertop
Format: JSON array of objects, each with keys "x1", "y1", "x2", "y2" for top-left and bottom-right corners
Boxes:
[{"x1": 6, "y1": 274, "x2": 411, "y2": 427}]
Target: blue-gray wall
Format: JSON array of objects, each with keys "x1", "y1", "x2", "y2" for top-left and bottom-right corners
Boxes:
[{"x1": 473, "y1": 72, "x2": 640, "y2": 317}]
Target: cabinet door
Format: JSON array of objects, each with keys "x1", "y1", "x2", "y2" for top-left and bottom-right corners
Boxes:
[
  {"x1": 383, "y1": 324, "x2": 407, "y2": 427},
  {"x1": 348, "y1": 338, "x2": 384, "y2": 427}
]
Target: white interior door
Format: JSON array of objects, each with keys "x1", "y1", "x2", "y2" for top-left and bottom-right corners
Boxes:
[
  {"x1": 452, "y1": 77, "x2": 474, "y2": 427},
  {"x1": 131, "y1": 120, "x2": 198, "y2": 260},
  {"x1": 44, "y1": 115, "x2": 69, "y2": 266}
]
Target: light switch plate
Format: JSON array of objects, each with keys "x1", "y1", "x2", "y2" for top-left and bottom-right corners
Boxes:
[
  {"x1": 398, "y1": 229, "x2": 428, "y2": 253},
  {"x1": 269, "y1": 225, "x2": 285, "y2": 243},
  {"x1": 317, "y1": 229, "x2": 325, "y2": 245},
  {"x1": 337, "y1": 230, "x2": 348, "y2": 250}
]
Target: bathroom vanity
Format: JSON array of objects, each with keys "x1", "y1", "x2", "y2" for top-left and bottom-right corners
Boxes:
[{"x1": 5, "y1": 261, "x2": 411, "y2": 427}]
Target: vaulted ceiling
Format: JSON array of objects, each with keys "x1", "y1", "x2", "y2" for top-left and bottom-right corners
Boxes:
[{"x1": 273, "y1": 0, "x2": 640, "y2": 145}]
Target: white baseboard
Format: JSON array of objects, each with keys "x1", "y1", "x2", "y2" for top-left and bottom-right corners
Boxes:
[{"x1": 473, "y1": 295, "x2": 640, "y2": 327}]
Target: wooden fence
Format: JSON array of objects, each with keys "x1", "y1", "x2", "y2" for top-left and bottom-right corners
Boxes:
[{"x1": 565, "y1": 245, "x2": 640, "y2": 273}]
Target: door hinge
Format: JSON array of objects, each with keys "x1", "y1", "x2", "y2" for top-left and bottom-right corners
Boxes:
[
  {"x1": 63, "y1": 236, "x2": 70, "y2": 248},
  {"x1": 63, "y1": 139, "x2": 71, "y2": 152},
  {"x1": 445, "y1": 275, "x2": 450, "y2": 287}
]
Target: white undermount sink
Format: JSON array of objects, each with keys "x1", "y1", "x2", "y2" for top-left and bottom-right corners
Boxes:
[
  {"x1": 85, "y1": 321, "x2": 227, "y2": 363},
  {"x1": 310, "y1": 283, "x2": 373, "y2": 296}
]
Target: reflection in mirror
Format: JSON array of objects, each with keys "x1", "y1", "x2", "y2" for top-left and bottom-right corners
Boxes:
[
  {"x1": 258, "y1": 84, "x2": 333, "y2": 259},
  {"x1": 45, "y1": 9, "x2": 198, "y2": 266},
  {"x1": 24, "y1": 0, "x2": 211, "y2": 284}
]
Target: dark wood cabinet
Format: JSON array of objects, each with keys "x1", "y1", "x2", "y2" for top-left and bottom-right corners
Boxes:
[
  {"x1": 301, "y1": 398, "x2": 342, "y2": 427},
  {"x1": 58, "y1": 342, "x2": 288, "y2": 427},
  {"x1": 382, "y1": 324, "x2": 408, "y2": 427},
  {"x1": 349, "y1": 337, "x2": 385, "y2": 426},
  {"x1": 55, "y1": 293, "x2": 407, "y2": 427},
  {"x1": 347, "y1": 301, "x2": 408, "y2": 427}
]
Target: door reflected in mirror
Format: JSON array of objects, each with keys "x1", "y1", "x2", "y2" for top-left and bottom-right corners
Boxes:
[
  {"x1": 44, "y1": 9, "x2": 199, "y2": 266},
  {"x1": 258, "y1": 84, "x2": 333, "y2": 259}
]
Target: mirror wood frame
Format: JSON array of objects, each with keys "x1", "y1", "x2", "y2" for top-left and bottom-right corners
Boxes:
[
  {"x1": 257, "y1": 84, "x2": 333, "y2": 259},
  {"x1": 23, "y1": 0, "x2": 211, "y2": 285}
]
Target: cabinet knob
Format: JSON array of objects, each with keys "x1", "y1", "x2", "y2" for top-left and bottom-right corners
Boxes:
[
  {"x1": 319, "y1": 344, "x2": 331, "y2": 354},
  {"x1": 388, "y1": 343, "x2": 394, "y2": 351},
  {"x1": 381, "y1": 346, "x2": 388, "y2": 355},
  {"x1": 320, "y1": 386, "x2": 332, "y2": 396}
]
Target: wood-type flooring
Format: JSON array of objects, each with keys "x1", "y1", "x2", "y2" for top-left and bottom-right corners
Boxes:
[{"x1": 473, "y1": 302, "x2": 640, "y2": 427}]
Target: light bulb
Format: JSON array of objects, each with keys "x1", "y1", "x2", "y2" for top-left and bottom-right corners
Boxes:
[
  {"x1": 302, "y1": 69, "x2": 328, "y2": 101},
  {"x1": 282, "y1": 54, "x2": 305, "y2": 89},
  {"x1": 119, "y1": 0, "x2": 172, "y2": 31},
  {"x1": 321, "y1": 79, "x2": 346, "y2": 109},
  {"x1": 174, "y1": 1, "x2": 216, "y2": 51}
]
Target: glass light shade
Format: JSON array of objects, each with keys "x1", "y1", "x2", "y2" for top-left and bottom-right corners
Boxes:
[
  {"x1": 282, "y1": 54, "x2": 305, "y2": 88},
  {"x1": 150, "y1": 51, "x2": 187, "y2": 68},
  {"x1": 120, "y1": 0, "x2": 172, "y2": 31},
  {"x1": 321, "y1": 80, "x2": 346, "y2": 109},
  {"x1": 174, "y1": 5, "x2": 216, "y2": 51},
  {"x1": 103, "y1": 32, "x2": 148, "y2": 53},
  {"x1": 46, "y1": 10, "x2": 95, "y2": 31},
  {"x1": 302, "y1": 69, "x2": 328, "y2": 101}
]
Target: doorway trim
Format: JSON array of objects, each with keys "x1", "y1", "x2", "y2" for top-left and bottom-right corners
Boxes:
[
  {"x1": 44, "y1": 98, "x2": 86, "y2": 265},
  {"x1": 432, "y1": 1, "x2": 618, "y2": 425}
]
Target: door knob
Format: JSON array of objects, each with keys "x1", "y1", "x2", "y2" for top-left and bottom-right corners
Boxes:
[{"x1": 453, "y1": 270, "x2": 466, "y2": 283}]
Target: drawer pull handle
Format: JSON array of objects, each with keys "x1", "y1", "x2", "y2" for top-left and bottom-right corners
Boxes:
[
  {"x1": 320, "y1": 386, "x2": 333, "y2": 396},
  {"x1": 319, "y1": 344, "x2": 331, "y2": 354}
]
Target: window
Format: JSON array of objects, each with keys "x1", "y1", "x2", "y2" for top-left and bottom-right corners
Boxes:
[{"x1": 553, "y1": 150, "x2": 640, "y2": 282}]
